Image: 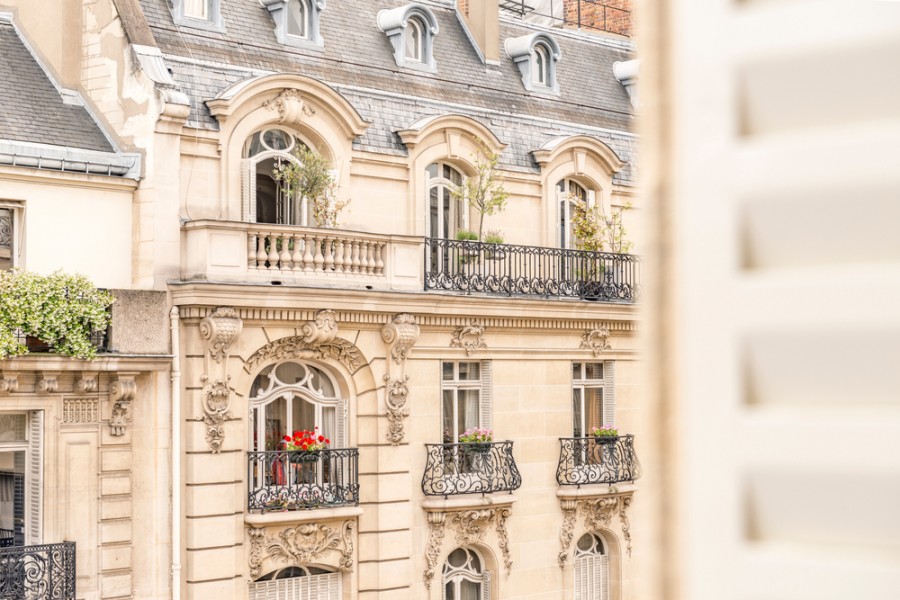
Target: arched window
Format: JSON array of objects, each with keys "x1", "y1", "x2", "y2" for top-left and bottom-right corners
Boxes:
[
  {"x1": 286, "y1": 0, "x2": 309, "y2": 38},
  {"x1": 243, "y1": 128, "x2": 312, "y2": 225},
  {"x1": 443, "y1": 547, "x2": 489, "y2": 600},
  {"x1": 427, "y1": 162, "x2": 466, "y2": 240},
  {"x1": 404, "y1": 17, "x2": 424, "y2": 62},
  {"x1": 533, "y1": 44, "x2": 549, "y2": 86},
  {"x1": 557, "y1": 178, "x2": 591, "y2": 249},
  {"x1": 249, "y1": 361, "x2": 346, "y2": 452},
  {"x1": 573, "y1": 533, "x2": 609, "y2": 600},
  {"x1": 250, "y1": 565, "x2": 341, "y2": 599}
]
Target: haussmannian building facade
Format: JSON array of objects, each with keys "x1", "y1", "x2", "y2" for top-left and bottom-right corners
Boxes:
[{"x1": 0, "y1": 0, "x2": 642, "y2": 599}]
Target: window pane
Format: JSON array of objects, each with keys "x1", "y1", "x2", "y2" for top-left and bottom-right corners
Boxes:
[
  {"x1": 442, "y1": 362, "x2": 454, "y2": 381},
  {"x1": 426, "y1": 163, "x2": 439, "y2": 179},
  {"x1": 0, "y1": 450, "x2": 25, "y2": 547},
  {"x1": 183, "y1": 0, "x2": 208, "y2": 19},
  {"x1": 461, "y1": 580, "x2": 481, "y2": 600},
  {"x1": 265, "y1": 397, "x2": 287, "y2": 450},
  {"x1": 0, "y1": 208, "x2": 11, "y2": 271},
  {"x1": 573, "y1": 362, "x2": 582, "y2": 380},
  {"x1": 460, "y1": 389, "x2": 480, "y2": 434},
  {"x1": 0, "y1": 415, "x2": 26, "y2": 442},
  {"x1": 292, "y1": 397, "x2": 315, "y2": 434},
  {"x1": 442, "y1": 390, "x2": 455, "y2": 443},
  {"x1": 321, "y1": 407, "x2": 335, "y2": 446},
  {"x1": 430, "y1": 187, "x2": 440, "y2": 239},
  {"x1": 585, "y1": 388, "x2": 603, "y2": 430},
  {"x1": 585, "y1": 363, "x2": 604, "y2": 380},
  {"x1": 573, "y1": 389, "x2": 584, "y2": 437},
  {"x1": 445, "y1": 582, "x2": 456, "y2": 600},
  {"x1": 458, "y1": 362, "x2": 480, "y2": 381},
  {"x1": 286, "y1": 0, "x2": 307, "y2": 38}
]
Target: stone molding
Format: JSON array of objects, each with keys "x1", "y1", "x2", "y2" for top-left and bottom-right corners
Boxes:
[
  {"x1": 75, "y1": 372, "x2": 98, "y2": 393},
  {"x1": 580, "y1": 327, "x2": 612, "y2": 356},
  {"x1": 263, "y1": 88, "x2": 316, "y2": 123},
  {"x1": 381, "y1": 313, "x2": 420, "y2": 365},
  {"x1": 557, "y1": 493, "x2": 634, "y2": 567},
  {"x1": 109, "y1": 374, "x2": 137, "y2": 436},
  {"x1": 243, "y1": 335, "x2": 364, "y2": 374},
  {"x1": 63, "y1": 398, "x2": 99, "y2": 424},
  {"x1": 197, "y1": 307, "x2": 243, "y2": 452},
  {"x1": 0, "y1": 372, "x2": 18, "y2": 394},
  {"x1": 450, "y1": 321, "x2": 487, "y2": 356},
  {"x1": 35, "y1": 371, "x2": 59, "y2": 393},
  {"x1": 381, "y1": 313, "x2": 419, "y2": 444},
  {"x1": 248, "y1": 520, "x2": 354, "y2": 579}
]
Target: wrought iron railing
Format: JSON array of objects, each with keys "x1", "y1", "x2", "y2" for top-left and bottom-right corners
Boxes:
[
  {"x1": 0, "y1": 541, "x2": 76, "y2": 600},
  {"x1": 248, "y1": 448, "x2": 359, "y2": 512},
  {"x1": 424, "y1": 238, "x2": 639, "y2": 301},
  {"x1": 556, "y1": 435, "x2": 641, "y2": 486},
  {"x1": 421, "y1": 441, "x2": 523, "y2": 497}
]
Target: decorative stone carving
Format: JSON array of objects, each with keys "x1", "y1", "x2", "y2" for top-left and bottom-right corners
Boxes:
[
  {"x1": 75, "y1": 372, "x2": 98, "y2": 393},
  {"x1": 580, "y1": 327, "x2": 612, "y2": 356},
  {"x1": 450, "y1": 509, "x2": 494, "y2": 546},
  {"x1": 423, "y1": 512, "x2": 446, "y2": 590},
  {"x1": 381, "y1": 313, "x2": 420, "y2": 364},
  {"x1": 301, "y1": 309, "x2": 338, "y2": 347},
  {"x1": 495, "y1": 507, "x2": 513, "y2": 573},
  {"x1": 244, "y1": 336, "x2": 364, "y2": 374},
  {"x1": 35, "y1": 371, "x2": 59, "y2": 393},
  {"x1": 424, "y1": 507, "x2": 514, "y2": 588},
  {"x1": 384, "y1": 375, "x2": 410, "y2": 446},
  {"x1": 63, "y1": 398, "x2": 99, "y2": 424},
  {"x1": 450, "y1": 321, "x2": 487, "y2": 356},
  {"x1": 0, "y1": 373, "x2": 18, "y2": 394},
  {"x1": 619, "y1": 495, "x2": 633, "y2": 557},
  {"x1": 248, "y1": 521, "x2": 354, "y2": 579},
  {"x1": 582, "y1": 496, "x2": 619, "y2": 532},
  {"x1": 557, "y1": 494, "x2": 635, "y2": 567},
  {"x1": 199, "y1": 307, "x2": 243, "y2": 363},
  {"x1": 109, "y1": 375, "x2": 137, "y2": 436},
  {"x1": 263, "y1": 88, "x2": 316, "y2": 123},
  {"x1": 558, "y1": 500, "x2": 578, "y2": 568},
  {"x1": 200, "y1": 376, "x2": 233, "y2": 453}
]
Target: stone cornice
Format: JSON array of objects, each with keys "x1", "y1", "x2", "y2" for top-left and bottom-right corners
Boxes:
[{"x1": 0, "y1": 355, "x2": 172, "y2": 372}]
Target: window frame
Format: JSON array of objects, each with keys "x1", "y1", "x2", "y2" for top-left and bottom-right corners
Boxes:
[
  {"x1": 505, "y1": 32, "x2": 562, "y2": 94},
  {"x1": 572, "y1": 361, "x2": 615, "y2": 437},
  {"x1": 242, "y1": 127, "x2": 317, "y2": 226},
  {"x1": 573, "y1": 533, "x2": 609, "y2": 600},
  {"x1": 377, "y1": 3, "x2": 440, "y2": 72},
  {"x1": 0, "y1": 411, "x2": 42, "y2": 547},
  {"x1": 426, "y1": 162, "x2": 467, "y2": 240},
  {"x1": 172, "y1": 0, "x2": 224, "y2": 32},
  {"x1": 262, "y1": 0, "x2": 326, "y2": 49},
  {"x1": 442, "y1": 547, "x2": 490, "y2": 600},
  {"x1": 0, "y1": 202, "x2": 22, "y2": 271}
]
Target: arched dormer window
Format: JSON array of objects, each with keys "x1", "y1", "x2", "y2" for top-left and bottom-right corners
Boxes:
[
  {"x1": 173, "y1": 0, "x2": 224, "y2": 31},
  {"x1": 505, "y1": 32, "x2": 562, "y2": 93},
  {"x1": 242, "y1": 127, "x2": 314, "y2": 225},
  {"x1": 443, "y1": 547, "x2": 490, "y2": 599},
  {"x1": 573, "y1": 533, "x2": 609, "y2": 600},
  {"x1": 377, "y1": 3, "x2": 439, "y2": 71},
  {"x1": 262, "y1": 0, "x2": 325, "y2": 48}
]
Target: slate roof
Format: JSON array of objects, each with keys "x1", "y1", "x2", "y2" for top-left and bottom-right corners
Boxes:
[
  {"x1": 0, "y1": 21, "x2": 113, "y2": 153},
  {"x1": 138, "y1": 0, "x2": 636, "y2": 182}
]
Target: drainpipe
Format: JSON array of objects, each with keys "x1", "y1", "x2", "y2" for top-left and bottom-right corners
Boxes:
[{"x1": 170, "y1": 306, "x2": 181, "y2": 600}]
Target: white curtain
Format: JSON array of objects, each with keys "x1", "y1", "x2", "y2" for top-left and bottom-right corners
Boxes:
[{"x1": 183, "y1": 0, "x2": 208, "y2": 19}]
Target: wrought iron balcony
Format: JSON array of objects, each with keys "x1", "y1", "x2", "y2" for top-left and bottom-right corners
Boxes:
[
  {"x1": 422, "y1": 441, "x2": 523, "y2": 497},
  {"x1": 248, "y1": 448, "x2": 359, "y2": 512},
  {"x1": 0, "y1": 541, "x2": 76, "y2": 599},
  {"x1": 424, "y1": 238, "x2": 639, "y2": 302},
  {"x1": 556, "y1": 435, "x2": 642, "y2": 486}
]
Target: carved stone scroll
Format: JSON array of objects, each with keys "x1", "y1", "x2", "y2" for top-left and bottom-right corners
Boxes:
[
  {"x1": 580, "y1": 327, "x2": 612, "y2": 356},
  {"x1": 263, "y1": 88, "x2": 316, "y2": 123},
  {"x1": 619, "y1": 495, "x2": 633, "y2": 557},
  {"x1": 557, "y1": 494, "x2": 635, "y2": 567},
  {"x1": 381, "y1": 313, "x2": 420, "y2": 365},
  {"x1": 200, "y1": 377, "x2": 233, "y2": 454},
  {"x1": 0, "y1": 372, "x2": 18, "y2": 394},
  {"x1": 198, "y1": 307, "x2": 242, "y2": 452},
  {"x1": 424, "y1": 506, "x2": 514, "y2": 588},
  {"x1": 450, "y1": 321, "x2": 487, "y2": 356},
  {"x1": 244, "y1": 336, "x2": 364, "y2": 374},
  {"x1": 423, "y1": 512, "x2": 446, "y2": 590},
  {"x1": 75, "y1": 372, "x2": 98, "y2": 393},
  {"x1": 248, "y1": 521, "x2": 354, "y2": 580},
  {"x1": 558, "y1": 500, "x2": 578, "y2": 568},
  {"x1": 109, "y1": 374, "x2": 137, "y2": 436},
  {"x1": 35, "y1": 371, "x2": 59, "y2": 394},
  {"x1": 582, "y1": 497, "x2": 619, "y2": 532},
  {"x1": 301, "y1": 309, "x2": 338, "y2": 347},
  {"x1": 381, "y1": 313, "x2": 419, "y2": 444},
  {"x1": 384, "y1": 375, "x2": 410, "y2": 446},
  {"x1": 199, "y1": 307, "x2": 243, "y2": 363}
]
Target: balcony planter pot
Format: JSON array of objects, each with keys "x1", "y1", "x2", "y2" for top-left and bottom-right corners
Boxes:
[
  {"x1": 594, "y1": 435, "x2": 619, "y2": 445},
  {"x1": 465, "y1": 443, "x2": 492, "y2": 454},
  {"x1": 290, "y1": 451, "x2": 321, "y2": 464}
]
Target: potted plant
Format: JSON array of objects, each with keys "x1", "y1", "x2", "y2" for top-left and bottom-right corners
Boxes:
[
  {"x1": 281, "y1": 427, "x2": 330, "y2": 463},
  {"x1": 455, "y1": 230, "x2": 481, "y2": 264},
  {"x1": 0, "y1": 269, "x2": 114, "y2": 360},
  {"x1": 451, "y1": 143, "x2": 509, "y2": 241},
  {"x1": 459, "y1": 427, "x2": 493, "y2": 453},
  {"x1": 591, "y1": 425, "x2": 619, "y2": 445},
  {"x1": 482, "y1": 230, "x2": 506, "y2": 260},
  {"x1": 273, "y1": 145, "x2": 350, "y2": 228}
]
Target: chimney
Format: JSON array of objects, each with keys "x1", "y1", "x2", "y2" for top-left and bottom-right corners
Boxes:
[
  {"x1": 563, "y1": 0, "x2": 632, "y2": 37},
  {"x1": 460, "y1": 0, "x2": 500, "y2": 63}
]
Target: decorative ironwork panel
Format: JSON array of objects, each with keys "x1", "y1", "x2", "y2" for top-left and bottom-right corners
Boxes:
[
  {"x1": 424, "y1": 238, "x2": 639, "y2": 302},
  {"x1": 421, "y1": 441, "x2": 523, "y2": 497},
  {"x1": 556, "y1": 435, "x2": 642, "y2": 486},
  {"x1": 247, "y1": 448, "x2": 360, "y2": 512},
  {"x1": 0, "y1": 541, "x2": 76, "y2": 600}
]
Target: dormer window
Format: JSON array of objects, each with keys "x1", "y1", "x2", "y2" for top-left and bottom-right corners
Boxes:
[
  {"x1": 173, "y1": 0, "x2": 224, "y2": 31},
  {"x1": 262, "y1": 0, "x2": 325, "y2": 48},
  {"x1": 506, "y1": 32, "x2": 562, "y2": 94},
  {"x1": 378, "y1": 3, "x2": 439, "y2": 71}
]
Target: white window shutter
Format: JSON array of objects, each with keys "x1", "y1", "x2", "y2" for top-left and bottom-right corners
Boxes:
[
  {"x1": 242, "y1": 158, "x2": 257, "y2": 222},
  {"x1": 336, "y1": 398, "x2": 348, "y2": 449},
  {"x1": 441, "y1": 580, "x2": 447, "y2": 600},
  {"x1": 27, "y1": 410, "x2": 42, "y2": 545},
  {"x1": 574, "y1": 558, "x2": 584, "y2": 600},
  {"x1": 600, "y1": 554, "x2": 609, "y2": 600},
  {"x1": 479, "y1": 361, "x2": 492, "y2": 432},
  {"x1": 587, "y1": 189, "x2": 596, "y2": 209},
  {"x1": 481, "y1": 570, "x2": 491, "y2": 600},
  {"x1": 602, "y1": 361, "x2": 615, "y2": 427}
]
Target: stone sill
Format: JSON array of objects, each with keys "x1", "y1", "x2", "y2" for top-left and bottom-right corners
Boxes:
[
  {"x1": 556, "y1": 483, "x2": 638, "y2": 500},
  {"x1": 244, "y1": 505, "x2": 362, "y2": 526},
  {"x1": 422, "y1": 493, "x2": 518, "y2": 513}
]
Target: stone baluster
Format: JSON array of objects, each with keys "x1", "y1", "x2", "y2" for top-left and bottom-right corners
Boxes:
[
  {"x1": 279, "y1": 233, "x2": 291, "y2": 268},
  {"x1": 323, "y1": 236, "x2": 335, "y2": 272},
  {"x1": 350, "y1": 240, "x2": 361, "y2": 274},
  {"x1": 256, "y1": 232, "x2": 268, "y2": 269},
  {"x1": 248, "y1": 233, "x2": 258, "y2": 270},
  {"x1": 313, "y1": 233, "x2": 325, "y2": 272},
  {"x1": 334, "y1": 239, "x2": 345, "y2": 273},
  {"x1": 267, "y1": 232, "x2": 280, "y2": 270},
  {"x1": 302, "y1": 233, "x2": 314, "y2": 272},
  {"x1": 375, "y1": 243, "x2": 385, "y2": 275},
  {"x1": 291, "y1": 234, "x2": 303, "y2": 270},
  {"x1": 363, "y1": 241, "x2": 374, "y2": 274}
]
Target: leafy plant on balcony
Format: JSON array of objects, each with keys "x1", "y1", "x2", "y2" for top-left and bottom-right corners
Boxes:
[
  {"x1": 483, "y1": 229, "x2": 504, "y2": 244},
  {"x1": 273, "y1": 145, "x2": 350, "y2": 228},
  {"x1": 0, "y1": 270, "x2": 114, "y2": 359},
  {"x1": 591, "y1": 425, "x2": 619, "y2": 438},
  {"x1": 571, "y1": 199, "x2": 633, "y2": 254},
  {"x1": 451, "y1": 143, "x2": 509, "y2": 240},
  {"x1": 458, "y1": 427, "x2": 493, "y2": 443}
]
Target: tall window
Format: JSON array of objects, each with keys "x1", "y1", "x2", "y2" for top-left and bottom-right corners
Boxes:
[
  {"x1": 573, "y1": 533, "x2": 609, "y2": 600},
  {"x1": 0, "y1": 207, "x2": 16, "y2": 271},
  {"x1": 533, "y1": 44, "x2": 549, "y2": 86},
  {"x1": 441, "y1": 361, "x2": 490, "y2": 444},
  {"x1": 0, "y1": 412, "x2": 41, "y2": 547},
  {"x1": 249, "y1": 362, "x2": 345, "y2": 451},
  {"x1": 427, "y1": 162, "x2": 465, "y2": 240},
  {"x1": 572, "y1": 362, "x2": 614, "y2": 438},
  {"x1": 286, "y1": 0, "x2": 308, "y2": 38},
  {"x1": 443, "y1": 547, "x2": 489, "y2": 600},
  {"x1": 404, "y1": 17, "x2": 424, "y2": 62},
  {"x1": 558, "y1": 178, "x2": 590, "y2": 249},
  {"x1": 243, "y1": 128, "x2": 312, "y2": 225}
]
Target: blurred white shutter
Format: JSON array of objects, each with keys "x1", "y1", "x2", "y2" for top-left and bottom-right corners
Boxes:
[
  {"x1": 573, "y1": 557, "x2": 584, "y2": 600},
  {"x1": 481, "y1": 570, "x2": 491, "y2": 600},
  {"x1": 652, "y1": 1, "x2": 900, "y2": 599},
  {"x1": 600, "y1": 554, "x2": 609, "y2": 600},
  {"x1": 602, "y1": 361, "x2": 615, "y2": 427},
  {"x1": 248, "y1": 571, "x2": 340, "y2": 600},
  {"x1": 479, "y1": 361, "x2": 492, "y2": 432},
  {"x1": 27, "y1": 410, "x2": 42, "y2": 545},
  {"x1": 335, "y1": 398, "x2": 348, "y2": 449},
  {"x1": 242, "y1": 158, "x2": 257, "y2": 222}
]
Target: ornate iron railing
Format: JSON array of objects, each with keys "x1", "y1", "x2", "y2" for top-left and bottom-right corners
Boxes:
[
  {"x1": 0, "y1": 541, "x2": 76, "y2": 599},
  {"x1": 424, "y1": 238, "x2": 639, "y2": 302},
  {"x1": 248, "y1": 448, "x2": 359, "y2": 512},
  {"x1": 421, "y1": 441, "x2": 523, "y2": 497},
  {"x1": 556, "y1": 435, "x2": 641, "y2": 486}
]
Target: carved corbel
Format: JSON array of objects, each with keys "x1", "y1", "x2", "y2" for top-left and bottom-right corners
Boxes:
[
  {"x1": 383, "y1": 375, "x2": 410, "y2": 446},
  {"x1": 199, "y1": 307, "x2": 243, "y2": 364},
  {"x1": 558, "y1": 499, "x2": 578, "y2": 567},
  {"x1": 495, "y1": 507, "x2": 513, "y2": 573},
  {"x1": 108, "y1": 374, "x2": 137, "y2": 436},
  {"x1": 35, "y1": 371, "x2": 59, "y2": 394},
  {"x1": 381, "y1": 313, "x2": 419, "y2": 445},
  {"x1": 0, "y1": 372, "x2": 18, "y2": 394},
  {"x1": 263, "y1": 88, "x2": 316, "y2": 123},
  {"x1": 580, "y1": 326, "x2": 612, "y2": 356},
  {"x1": 248, "y1": 527, "x2": 266, "y2": 579},
  {"x1": 582, "y1": 496, "x2": 619, "y2": 532},
  {"x1": 248, "y1": 521, "x2": 355, "y2": 580},
  {"x1": 301, "y1": 309, "x2": 338, "y2": 347},
  {"x1": 424, "y1": 512, "x2": 446, "y2": 589},
  {"x1": 382, "y1": 313, "x2": 420, "y2": 365},
  {"x1": 75, "y1": 372, "x2": 98, "y2": 394},
  {"x1": 619, "y1": 495, "x2": 633, "y2": 557},
  {"x1": 450, "y1": 321, "x2": 487, "y2": 356}
]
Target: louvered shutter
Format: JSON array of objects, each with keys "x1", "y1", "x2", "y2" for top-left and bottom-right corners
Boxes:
[
  {"x1": 248, "y1": 572, "x2": 340, "y2": 600},
  {"x1": 481, "y1": 570, "x2": 491, "y2": 600},
  {"x1": 479, "y1": 361, "x2": 492, "y2": 432},
  {"x1": 441, "y1": 580, "x2": 447, "y2": 600},
  {"x1": 335, "y1": 398, "x2": 348, "y2": 449},
  {"x1": 27, "y1": 410, "x2": 42, "y2": 545},
  {"x1": 242, "y1": 158, "x2": 257, "y2": 222},
  {"x1": 602, "y1": 361, "x2": 615, "y2": 427},
  {"x1": 600, "y1": 554, "x2": 609, "y2": 600},
  {"x1": 574, "y1": 558, "x2": 584, "y2": 600}
]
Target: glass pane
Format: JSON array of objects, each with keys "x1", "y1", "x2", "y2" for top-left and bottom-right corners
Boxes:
[
  {"x1": 445, "y1": 582, "x2": 456, "y2": 600},
  {"x1": 246, "y1": 132, "x2": 265, "y2": 157},
  {"x1": 321, "y1": 407, "x2": 336, "y2": 447},
  {"x1": 442, "y1": 390, "x2": 455, "y2": 444},
  {"x1": 442, "y1": 362, "x2": 454, "y2": 381},
  {"x1": 460, "y1": 389, "x2": 480, "y2": 434},
  {"x1": 585, "y1": 388, "x2": 603, "y2": 431},
  {"x1": 275, "y1": 362, "x2": 306, "y2": 385},
  {"x1": 0, "y1": 415, "x2": 26, "y2": 442},
  {"x1": 449, "y1": 167, "x2": 462, "y2": 186},
  {"x1": 291, "y1": 397, "x2": 315, "y2": 435},
  {"x1": 404, "y1": 20, "x2": 420, "y2": 60},
  {"x1": 573, "y1": 362, "x2": 582, "y2": 380},
  {"x1": 309, "y1": 366, "x2": 335, "y2": 397},
  {"x1": 461, "y1": 580, "x2": 481, "y2": 600},
  {"x1": 0, "y1": 450, "x2": 25, "y2": 547},
  {"x1": 442, "y1": 188, "x2": 450, "y2": 239},
  {"x1": 443, "y1": 164, "x2": 452, "y2": 180},
  {"x1": 458, "y1": 362, "x2": 480, "y2": 381},
  {"x1": 183, "y1": 0, "x2": 208, "y2": 19},
  {"x1": 263, "y1": 128, "x2": 293, "y2": 151},
  {"x1": 448, "y1": 548, "x2": 467, "y2": 567},
  {"x1": 426, "y1": 163, "x2": 438, "y2": 179},
  {"x1": 585, "y1": 363, "x2": 604, "y2": 380},
  {"x1": 286, "y1": 0, "x2": 307, "y2": 37},
  {"x1": 430, "y1": 187, "x2": 440, "y2": 239},
  {"x1": 265, "y1": 397, "x2": 287, "y2": 450},
  {"x1": 0, "y1": 208, "x2": 11, "y2": 271},
  {"x1": 573, "y1": 389, "x2": 583, "y2": 437}
]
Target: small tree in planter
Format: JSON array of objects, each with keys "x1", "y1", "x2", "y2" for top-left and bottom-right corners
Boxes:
[
  {"x1": 0, "y1": 270, "x2": 114, "y2": 359},
  {"x1": 273, "y1": 145, "x2": 350, "y2": 228},
  {"x1": 571, "y1": 200, "x2": 633, "y2": 254},
  {"x1": 451, "y1": 144, "x2": 509, "y2": 240}
]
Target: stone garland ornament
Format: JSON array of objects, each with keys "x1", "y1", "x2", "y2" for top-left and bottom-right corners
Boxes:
[
  {"x1": 558, "y1": 500, "x2": 578, "y2": 568},
  {"x1": 424, "y1": 508, "x2": 513, "y2": 589},
  {"x1": 580, "y1": 326, "x2": 612, "y2": 356},
  {"x1": 244, "y1": 336, "x2": 363, "y2": 374},
  {"x1": 423, "y1": 513, "x2": 446, "y2": 590},
  {"x1": 619, "y1": 495, "x2": 633, "y2": 557},
  {"x1": 248, "y1": 521, "x2": 354, "y2": 579},
  {"x1": 263, "y1": 88, "x2": 316, "y2": 123},
  {"x1": 450, "y1": 321, "x2": 487, "y2": 356},
  {"x1": 381, "y1": 313, "x2": 420, "y2": 444},
  {"x1": 384, "y1": 375, "x2": 410, "y2": 445},
  {"x1": 557, "y1": 494, "x2": 634, "y2": 567},
  {"x1": 197, "y1": 307, "x2": 243, "y2": 452},
  {"x1": 109, "y1": 375, "x2": 137, "y2": 436}
]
